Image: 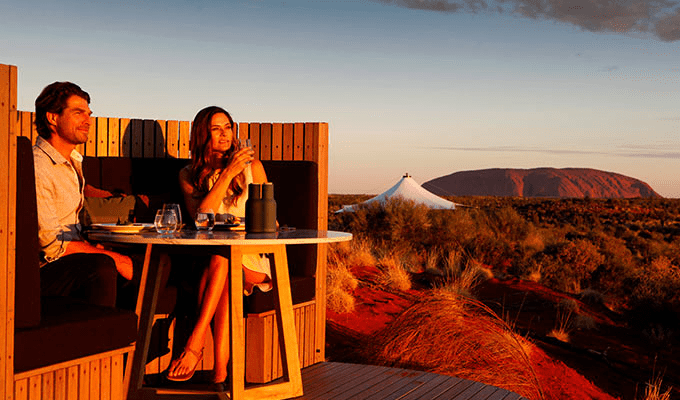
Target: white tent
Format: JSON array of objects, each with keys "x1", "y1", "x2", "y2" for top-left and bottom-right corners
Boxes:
[{"x1": 337, "y1": 173, "x2": 458, "y2": 213}]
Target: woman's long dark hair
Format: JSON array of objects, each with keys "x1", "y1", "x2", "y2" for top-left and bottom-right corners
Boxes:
[{"x1": 188, "y1": 106, "x2": 245, "y2": 205}]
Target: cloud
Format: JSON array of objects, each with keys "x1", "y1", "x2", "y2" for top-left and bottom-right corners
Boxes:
[
  {"x1": 655, "y1": 8, "x2": 680, "y2": 40},
  {"x1": 430, "y1": 145, "x2": 680, "y2": 159},
  {"x1": 374, "y1": 0, "x2": 680, "y2": 42}
]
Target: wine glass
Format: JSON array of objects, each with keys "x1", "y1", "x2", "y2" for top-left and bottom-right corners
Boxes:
[
  {"x1": 154, "y1": 209, "x2": 178, "y2": 235},
  {"x1": 194, "y1": 207, "x2": 215, "y2": 231},
  {"x1": 162, "y1": 203, "x2": 183, "y2": 230},
  {"x1": 239, "y1": 138, "x2": 252, "y2": 164}
]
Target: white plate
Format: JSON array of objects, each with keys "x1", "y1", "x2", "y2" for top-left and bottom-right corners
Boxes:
[
  {"x1": 91, "y1": 223, "x2": 155, "y2": 234},
  {"x1": 214, "y1": 222, "x2": 245, "y2": 230}
]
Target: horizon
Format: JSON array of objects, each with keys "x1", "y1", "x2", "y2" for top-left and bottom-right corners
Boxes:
[{"x1": 2, "y1": 0, "x2": 679, "y2": 198}]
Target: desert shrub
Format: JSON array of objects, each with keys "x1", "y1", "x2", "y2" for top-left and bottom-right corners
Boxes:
[
  {"x1": 574, "y1": 314, "x2": 597, "y2": 331},
  {"x1": 368, "y1": 289, "x2": 544, "y2": 400},
  {"x1": 538, "y1": 239, "x2": 605, "y2": 294},
  {"x1": 587, "y1": 233, "x2": 637, "y2": 300},
  {"x1": 329, "y1": 195, "x2": 680, "y2": 323},
  {"x1": 425, "y1": 207, "x2": 477, "y2": 254},
  {"x1": 327, "y1": 243, "x2": 360, "y2": 313},
  {"x1": 627, "y1": 256, "x2": 680, "y2": 330},
  {"x1": 442, "y1": 248, "x2": 464, "y2": 277},
  {"x1": 376, "y1": 253, "x2": 412, "y2": 291},
  {"x1": 521, "y1": 229, "x2": 546, "y2": 256},
  {"x1": 547, "y1": 305, "x2": 573, "y2": 343},
  {"x1": 438, "y1": 259, "x2": 492, "y2": 298},
  {"x1": 337, "y1": 237, "x2": 377, "y2": 268},
  {"x1": 640, "y1": 374, "x2": 672, "y2": 400},
  {"x1": 556, "y1": 298, "x2": 579, "y2": 313},
  {"x1": 520, "y1": 259, "x2": 543, "y2": 282},
  {"x1": 326, "y1": 279, "x2": 356, "y2": 313},
  {"x1": 579, "y1": 288, "x2": 606, "y2": 307}
]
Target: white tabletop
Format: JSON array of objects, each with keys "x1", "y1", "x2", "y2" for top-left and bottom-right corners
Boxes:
[{"x1": 86, "y1": 228, "x2": 352, "y2": 246}]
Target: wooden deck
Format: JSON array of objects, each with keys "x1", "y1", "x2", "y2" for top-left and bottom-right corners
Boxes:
[
  {"x1": 143, "y1": 362, "x2": 528, "y2": 399},
  {"x1": 294, "y1": 362, "x2": 528, "y2": 400}
]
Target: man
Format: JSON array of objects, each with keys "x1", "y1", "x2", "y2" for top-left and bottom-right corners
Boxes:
[{"x1": 33, "y1": 81, "x2": 133, "y2": 307}]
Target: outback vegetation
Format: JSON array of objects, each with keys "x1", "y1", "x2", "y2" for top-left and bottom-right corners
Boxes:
[{"x1": 326, "y1": 195, "x2": 680, "y2": 400}]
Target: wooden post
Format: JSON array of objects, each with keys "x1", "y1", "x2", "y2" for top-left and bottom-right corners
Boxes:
[
  {"x1": 309, "y1": 123, "x2": 329, "y2": 363},
  {"x1": 0, "y1": 62, "x2": 18, "y2": 400}
]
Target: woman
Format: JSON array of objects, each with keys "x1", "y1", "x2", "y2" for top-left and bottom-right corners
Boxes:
[{"x1": 167, "y1": 106, "x2": 272, "y2": 385}]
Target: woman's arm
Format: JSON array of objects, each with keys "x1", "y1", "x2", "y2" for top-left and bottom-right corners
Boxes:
[
  {"x1": 178, "y1": 167, "x2": 202, "y2": 219},
  {"x1": 178, "y1": 147, "x2": 255, "y2": 218},
  {"x1": 250, "y1": 159, "x2": 268, "y2": 184}
]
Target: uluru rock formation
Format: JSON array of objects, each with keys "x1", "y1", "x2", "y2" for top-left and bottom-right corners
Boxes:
[{"x1": 422, "y1": 168, "x2": 661, "y2": 198}]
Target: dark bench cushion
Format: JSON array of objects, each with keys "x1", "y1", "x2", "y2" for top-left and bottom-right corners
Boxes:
[
  {"x1": 14, "y1": 137, "x2": 139, "y2": 373},
  {"x1": 83, "y1": 157, "x2": 189, "y2": 223},
  {"x1": 14, "y1": 296, "x2": 138, "y2": 373},
  {"x1": 15, "y1": 136, "x2": 41, "y2": 329},
  {"x1": 81, "y1": 156, "x2": 320, "y2": 313}
]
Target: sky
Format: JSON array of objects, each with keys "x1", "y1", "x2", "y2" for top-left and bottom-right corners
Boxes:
[{"x1": 2, "y1": 0, "x2": 679, "y2": 197}]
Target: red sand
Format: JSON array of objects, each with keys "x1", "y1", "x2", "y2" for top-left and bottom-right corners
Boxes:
[{"x1": 326, "y1": 271, "x2": 678, "y2": 400}]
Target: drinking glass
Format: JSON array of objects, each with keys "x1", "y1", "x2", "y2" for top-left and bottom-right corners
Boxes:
[
  {"x1": 154, "y1": 209, "x2": 178, "y2": 235},
  {"x1": 163, "y1": 203, "x2": 183, "y2": 230},
  {"x1": 194, "y1": 207, "x2": 215, "y2": 231},
  {"x1": 240, "y1": 138, "x2": 252, "y2": 164}
]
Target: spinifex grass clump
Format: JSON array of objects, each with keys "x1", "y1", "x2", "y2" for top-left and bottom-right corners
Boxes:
[
  {"x1": 368, "y1": 289, "x2": 543, "y2": 400},
  {"x1": 327, "y1": 242, "x2": 361, "y2": 313}
]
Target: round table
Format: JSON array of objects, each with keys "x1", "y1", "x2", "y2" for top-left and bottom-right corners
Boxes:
[{"x1": 88, "y1": 228, "x2": 352, "y2": 400}]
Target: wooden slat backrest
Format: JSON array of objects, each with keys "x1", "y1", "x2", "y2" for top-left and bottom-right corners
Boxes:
[
  {"x1": 1, "y1": 63, "x2": 18, "y2": 400},
  {"x1": 17, "y1": 114, "x2": 325, "y2": 163}
]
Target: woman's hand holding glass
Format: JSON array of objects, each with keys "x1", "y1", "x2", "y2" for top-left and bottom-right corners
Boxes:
[{"x1": 239, "y1": 138, "x2": 253, "y2": 165}]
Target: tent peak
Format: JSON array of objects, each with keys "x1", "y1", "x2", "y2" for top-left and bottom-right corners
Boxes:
[{"x1": 336, "y1": 173, "x2": 459, "y2": 213}]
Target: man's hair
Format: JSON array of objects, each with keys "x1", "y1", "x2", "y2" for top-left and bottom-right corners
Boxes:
[{"x1": 34, "y1": 82, "x2": 91, "y2": 139}]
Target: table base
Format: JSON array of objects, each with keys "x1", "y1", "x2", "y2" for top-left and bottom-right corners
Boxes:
[{"x1": 125, "y1": 243, "x2": 303, "y2": 400}]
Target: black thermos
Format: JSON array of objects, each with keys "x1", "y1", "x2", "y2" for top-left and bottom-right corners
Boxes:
[{"x1": 246, "y1": 183, "x2": 276, "y2": 233}]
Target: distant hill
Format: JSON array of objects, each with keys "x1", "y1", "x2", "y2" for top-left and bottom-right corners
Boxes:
[{"x1": 422, "y1": 168, "x2": 661, "y2": 198}]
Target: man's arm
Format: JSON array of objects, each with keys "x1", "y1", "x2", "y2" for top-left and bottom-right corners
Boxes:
[
  {"x1": 84, "y1": 184, "x2": 114, "y2": 198},
  {"x1": 63, "y1": 240, "x2": 133, "y2": 280},
  {"x1": 34, "y1": 164, "x2": 71, "y2": 262}
]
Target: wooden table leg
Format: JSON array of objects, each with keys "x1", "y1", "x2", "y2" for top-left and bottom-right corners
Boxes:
[
  {"x1": 229, "y1": 244, "x2": 303, "y2": 400},
  {"x1": 125, "y1": 244, "x2": 166, "y2": 400},
  {"x1": 229, "y1": 246, "x2": 246, "y2": 399}
]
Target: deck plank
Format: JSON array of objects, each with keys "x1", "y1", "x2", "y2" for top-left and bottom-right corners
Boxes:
[
  {"x1": 438, "y1": 379, "x2": 486, "y2": 399},
  {"x1": 293, "y1": 363, "x2": 528, "y2": 400},
  {"x1": 467, "y1": 384, "x2": 502, "y2": 400},
  {"x1": 395, "y1": 373, "x2": 456, "y2": 400},
  {"x1": 383, "y1": 371, "x2": 441, "y2": 400},
  {"x1": 298, "y1": 362, "x2": 363, "y2": 396},
  {"x1": 485, "y1": 388, "x2": 518, "y2": 400},
  {"x1": 326, "y1": 367, "x2": 404, "y2": 400},
  {"x1": 358, "y1": 369, "x2": 436, "y2": 400},
  {"x1": 301, "y1": 363, "x2": 385, "y2": 399},
  {"x1": 501, "y1": 393, "x2": 524, "y2": 400},
  {"x1": 426, "y1": 378, "x2": 476, "y2": 399},
  {"x1": 345, "y1": 368, "x2": 422, "y2": 400}
]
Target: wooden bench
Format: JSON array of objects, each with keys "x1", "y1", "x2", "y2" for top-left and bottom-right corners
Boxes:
[
  {"x1": 1, "y1": 63, "x2": 330, "y2": 399},
  {"x1": 13, "y1": 136, "x2": 138, "y2": 399}
]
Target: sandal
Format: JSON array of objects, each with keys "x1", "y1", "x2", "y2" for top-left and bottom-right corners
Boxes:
[{"x1": 166, "y1": 347, "x2": 203, "y2": 382}]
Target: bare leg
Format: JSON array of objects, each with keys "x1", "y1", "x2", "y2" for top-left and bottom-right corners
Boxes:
[
  {"x1": 167, "y1": 254, "x2": 229, "y2": 380},
  {"x1": 212, "y1": 275, "x2": 230, "y2": 383}
]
